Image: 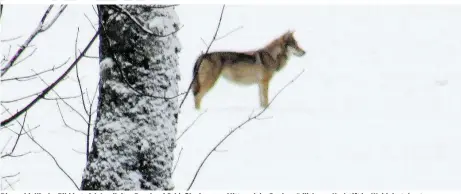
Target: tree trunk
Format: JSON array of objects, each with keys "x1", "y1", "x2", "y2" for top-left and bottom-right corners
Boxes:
[{"x1": 81, "y1": 5, "x2": 181, "y2": 190}]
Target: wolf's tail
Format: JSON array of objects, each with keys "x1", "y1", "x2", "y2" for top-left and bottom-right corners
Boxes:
[{"x1": 191, "y1": 55, "x2": 204, "y2": 96}]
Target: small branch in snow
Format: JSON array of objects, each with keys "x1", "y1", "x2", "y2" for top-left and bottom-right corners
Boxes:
[{"x1": 186, "y1": 69, "x2": 305, "y2": 190}]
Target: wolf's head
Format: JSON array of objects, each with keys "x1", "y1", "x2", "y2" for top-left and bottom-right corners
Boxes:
[{"x1": 282, "y1": 30, "x2": 306, "y2": 57}]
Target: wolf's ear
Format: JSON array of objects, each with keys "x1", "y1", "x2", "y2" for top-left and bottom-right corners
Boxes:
[{"x1": 283, "y1": 30, "x2": 292, "y2": 39}]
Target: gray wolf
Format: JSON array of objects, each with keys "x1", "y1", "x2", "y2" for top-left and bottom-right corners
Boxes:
[{"x1": 191, "y1": 30, "x2": 306, "y2": 109}]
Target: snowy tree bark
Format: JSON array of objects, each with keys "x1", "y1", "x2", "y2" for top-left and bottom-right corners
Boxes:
[{"x1": 80, "y1": 5, "x2": 181, "y2": 190}]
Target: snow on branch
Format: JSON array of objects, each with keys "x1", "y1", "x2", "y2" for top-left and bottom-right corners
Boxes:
[
  {"x1": 186, "y1": 69, "x2": 305, "y2": 190},
  {"x1": 111, "y1": 5, "x2": 183, "y2": 38}
]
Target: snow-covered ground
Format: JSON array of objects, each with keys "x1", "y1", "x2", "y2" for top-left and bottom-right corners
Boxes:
[{"x1": 1, "y1": 4, "x2": 461, "y2": 190}]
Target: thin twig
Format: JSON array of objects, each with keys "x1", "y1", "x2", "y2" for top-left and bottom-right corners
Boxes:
[
  {"x1": 74, "y1": 27, "x2": 89, "y2": 115},
  {"x1": 84, "y1": 13, "x2": 97, "y2": 31},
  {"x1": 72, "y1": 148, "x2": 86, "y2": 155},
  {"x1": 1, "y1": 91, "x2": 41, "y2": 103},
  {"x1": 12, "y1": 47, "x2": 37, "y2": 66},
  {"x1": 4, "y1": 179, "x2": 19, "y2": 190},
  {"x1": 0, "y1": 110, "x2": 27, "y2": 159},
  {"x1": 33, "y1": 72, "x2": 89, "y2": 125},
  {"x1": 187, "y1": 69, "x2": 305, "y2": 190},
  {"x1": 1, "y1": 109, "x2": 80, "y2": 190},
  {"x1": 176, "y1": 110, "x2": 207, "y2": 141},
  {"x1": 1, "y1": 36, "x2": 22, "y2": 43},
  {"x1": 172, "y1": 147, "x2": 183, "y2": 173},
  {"x1": 0, "y1": 137, "x2": 12, "y2": 155},
  {"x1": 1, "y1": 57, "x2": 70, "y2": 82},
  {"x1": 1, "y1": 172, "x2": 20, "y2": 180},
  {"x1": 215, "y1": 25, "x2": 243, "y2": 41},
  {"x1": 179, "y1": 5, "x2": 226, "y2": 109},
  {"x1": 55, "y1": 101, "x2": 87, "y2": 136}
]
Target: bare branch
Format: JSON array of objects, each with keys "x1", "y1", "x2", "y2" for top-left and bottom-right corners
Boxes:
[
  {"x1": 0, "y1": 5, "x2": 3, "y2": 22},
  {"x1": 187, "y1": 69, "x2": 305, "y2": 190},
  {"x1": 172, "y1": 147, "x2": 183, "y2": 173},
  {"x1": 1, "y1": 90, "x2": 80, "y2": 104},
  {"x1": 39, "y1": 5, "x2": 68, "y2": 32},
  {"x1": 84, "y1": 13, "x2": 97, "y2": 31},
  {"x1": 82, "y1": 54, "x2": 99, "y2": 59},
  {"x1": 1, "y1": 172, "x2": 20, "y2": 180},
  {"x1": 215, "y1": 25, "x2": 243, "y2": 41},
  {"x1": 1, "y1": 91, "x2": 41, "y2": 103},
  {"x1": 1, "y1": 5, "x2": 67, "y2": 77},
  {"x1": 1, "y1": 108, "x2": 80, "y2": 190},
  {"x1": 72, "y1": 148, "x2": 86, "y2": 155},
  {"x1": 12, "y1": 47, "x2": 37, "y2": 67},
  {"x1": 74, "y1": 27, "x2": 89, "y2": 115},
  {"x1": 43, "y1": 95, "x2": 81, "y2": 101},
  {"x1": 1, "y1": 36, "x2": 22, "y2": 43},
  {"x1": 1, "y1": 57, "x2": 70, "y2": 82},
  {"x1": 33, "y1": 71, "x2": 89, "y2": 125},
  {"x1": 0, "y1": 110, "x2": 27, "y2": 159},
  {"x1": 4, "y1": 178, "x2": 19, "y2": 190},
  {"x1": 55, "y1": 101, "x2": 87, "y2": 136},
  {"x1": 1, "y1": 28, "x2": 101, "y2": 126},
  {"x1": 179, "y1": 5, "x2": 226, "y2": 109},
  {"x1": 1, "y1": 137, "x2": 12, "y2": 155},
  {"x1": 200, "y1": 37, "x2": 207, "y2": 47},
  {"x1": 176, "y1": 110, "x2": 207, "y2": 141}
]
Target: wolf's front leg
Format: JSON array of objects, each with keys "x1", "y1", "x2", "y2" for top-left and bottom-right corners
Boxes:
[{"x1": 259, "y1": 81, "x2": 269, "y2": 108}]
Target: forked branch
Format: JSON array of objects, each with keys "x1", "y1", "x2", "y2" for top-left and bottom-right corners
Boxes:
[{"x1": 1, "y1": 5, "x2": 68, "y2": 77}]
